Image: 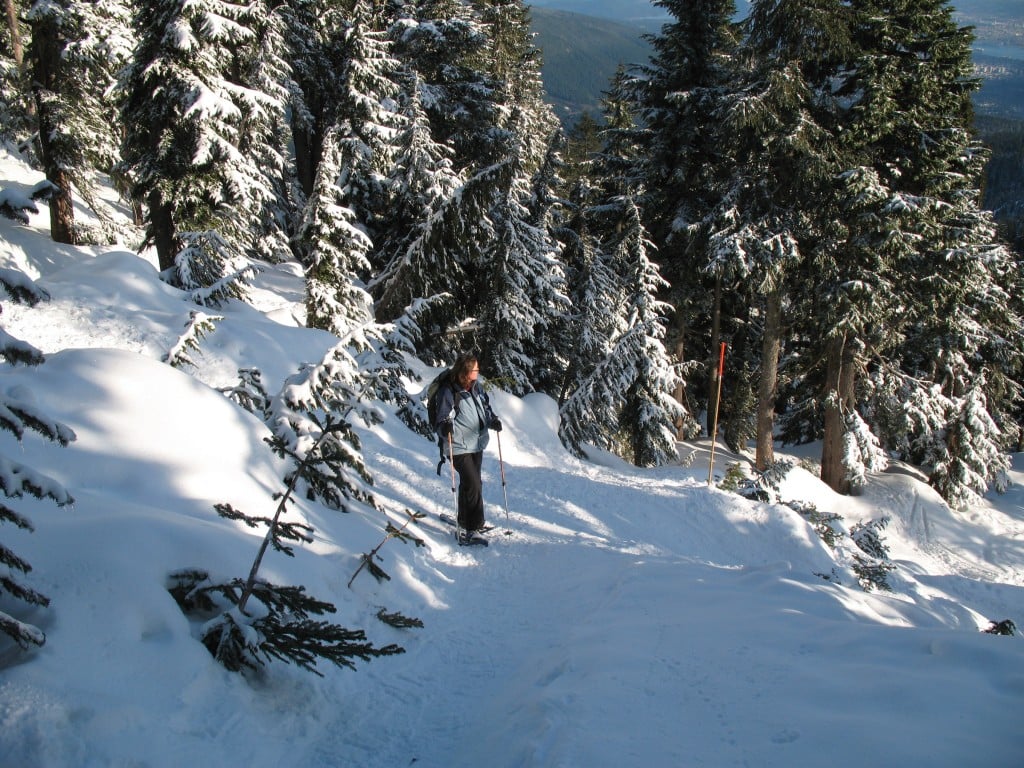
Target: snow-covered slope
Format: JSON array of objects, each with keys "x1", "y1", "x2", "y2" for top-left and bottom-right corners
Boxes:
[{"x1": 1, "y1": 149, "x2": 1021, "y2": 767}]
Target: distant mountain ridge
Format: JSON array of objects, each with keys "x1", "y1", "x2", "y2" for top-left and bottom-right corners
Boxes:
[
  {"x1": 529, "y1": 3, "x2": 1023, "y2": 246},
  {"x1": 527, "y1": 0, "x2": 1022, "y2": 25},
  {"x1": 530, "y1": 4, "x2": 1024, "y2": 125},
  {"x1": 530, "y1": 7, "x2": 652, "y2": 124},
  {"x1": 527, "y1": 0, "x2": 671, "y2": 29}
]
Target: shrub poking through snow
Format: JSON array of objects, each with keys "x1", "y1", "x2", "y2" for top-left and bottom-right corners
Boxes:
[{"x1": 850, "y1": 517, "x2": 896, "y2": 591}]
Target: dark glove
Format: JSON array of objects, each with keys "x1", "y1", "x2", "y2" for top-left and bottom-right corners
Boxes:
[
  {"x1": 489, "y1": 418, "x2": 502, "y2": 432},
  {"x1": 439, "y1": 420, "x2": 453, "y2": 438}
]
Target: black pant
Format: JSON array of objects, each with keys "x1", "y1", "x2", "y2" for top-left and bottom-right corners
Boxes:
[{"x1": 452, "y1": 451, "x2": 484, "y2": 530}]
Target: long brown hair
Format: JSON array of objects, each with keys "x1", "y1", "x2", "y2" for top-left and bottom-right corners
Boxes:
[{"x1": 451, "y1": 352, "x2": 479, "y2": 388}]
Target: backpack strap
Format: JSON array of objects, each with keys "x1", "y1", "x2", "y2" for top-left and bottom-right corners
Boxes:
[
  {"x1": 436, "y1": 438, "x2": 447, "y2": 476},
  {"x1": 435, "y1": 383, "x2": 465, "y2": 475}
]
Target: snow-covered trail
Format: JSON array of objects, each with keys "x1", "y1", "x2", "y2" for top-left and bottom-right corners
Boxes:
[
  {"x1": 1, "y1": 169, "x2": 1021, "y2": 767},
  {"x1": 317, "y1": 413, "x2": 1024, "y2": 768}
]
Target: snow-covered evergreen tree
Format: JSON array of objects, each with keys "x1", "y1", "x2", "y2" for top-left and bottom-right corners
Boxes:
[
  {"x1": 267, "y1": 342, "x2": 381, "y2": 513},
  {"x1": 557, "y1": 220, "x2": 625, "y2": 454},
  {"x1": 716, "y1": 0, "x2": 842, "y2": 472},
  {"x1": 524, "y1": 131, "x2": 574, "y2": 396},
  {"x1": 804, "y1": 163, "x2": 904, "y2": 494},
  {"x1": 386, "y1": 0, "x2": 492, "y2": 167},
  {"x1": 636, "y1": 0, "x2": 739, "y2": 249},
  {"x1": 372, "y1": 0, "x2": 562, "y2": 375},
  {"x1": 119, "y1": 0, "x2": 286, "y2": 302},
  {"x1": 299, "y1": 127, "x2": 376, "y2": 338},
  {"x1": 929, "y1": 376, "x2": 1010, "y2": 510},
  {"x1": 476, "y1": 120, "x2": 568, "y2": 396},
  {"x1": 562, "y1": 214, "x2": 617, "y2": 369},
  {"x1": 24, "y1": 0, "x2": 132, "y2": 244},
  {"x1": 278, "y1": 0, "x2": 345, "y2": 203},
  {"x1": 587, "y1": 66, "x2": 645, "y2": 217},
  {"x1": 477, "y1": 0, "x2": 559, "y2": 168},
  {"x1": 230, "y1": 0, "x2": 294, "y2": 265},
  {"x1": 296, "y1": 1, "x2": 408, "y2": 339},
  {"x1": 561, "y1": 197, "x2": 689, "y2": 466},
  {"x1": 370, "y1": 73, "x2": 464, "y2": 322},
  {"x1": 842, "y1": 409, "x2": 889, "y2": 491},
  {"x1": 331, "y1": 1, "x2": 403, "y2": 238},
  {"x1": 613, "y1": 197, "x2": 690, "y2": 465},
  {"x1": 0, "y1": 269, "x2": 75, "y2": 650},
  {"x1": 630, "y1": 0, "x2": 741, "y2": 436},
  {"x1": 815, "y1": 0, "x2": 1024, "y2": 502}
]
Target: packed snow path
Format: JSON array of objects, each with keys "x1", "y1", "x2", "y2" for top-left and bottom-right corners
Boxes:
[{"x1": 321, "y1": 404, "x2": 1024, "y2": 768}]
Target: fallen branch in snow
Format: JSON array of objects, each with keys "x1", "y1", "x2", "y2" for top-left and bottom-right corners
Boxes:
[{"x1": 348, "y1": 507, "x2": 426, "y2": 588}]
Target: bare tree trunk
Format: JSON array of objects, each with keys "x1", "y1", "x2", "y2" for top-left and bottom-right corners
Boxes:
[
  {"x1": 674, "y1": 333, "x2": 687, "y2": 439},
  {"x1": 149, "y1": 190, "x2": 178, "y2": 272},
  {"x1": 820, "y1": 332, "x2": 857, "y2": 494},
  {"x1": 5, "y1": 0, "x2": 24, "y2": 72},
  {"x1": 706, "y1": 274, "x2": 722, "y2": 436},
  {"x1": 44, "y1": 166, "x2": 75, "y2": 243},
  {"x1": 755, "y1": 289, "x2": 781, "y2": 471},
  {"x1": 671, "y1": 306, "x2": 689, "y2": 438},
  {"x1": 30, "y1": 10, "x2": 75, "y2": 244},
  {"x1": 291, "y1": 113, "x2": 317, "y2": 201}
]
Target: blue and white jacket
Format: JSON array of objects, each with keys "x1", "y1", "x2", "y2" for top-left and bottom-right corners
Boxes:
[{"x1": 436, "y1": 379, "x2": 497, "y2": 457}]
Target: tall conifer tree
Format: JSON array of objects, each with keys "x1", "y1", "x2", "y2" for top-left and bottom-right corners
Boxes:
[
  {"x1": 120, "y1": 0, "x2": 283, "y2": 303},
  {"x1": 25, "y1": 0, "x2": 131, "y2": 244},
  {"x1": 477, "y1": 118, "x2": 568, "y2": 395},
  {"x1": 706, "y1": 0, "x2": 845, "y2": 470},
  {"x1": 633, "y1": 0, "x2": 740, "y2": 436},
  {"x1": 370, "y1": 74, "x2": 465, "y2": 322},
  {"x1": 836, "y1": 0, "x2": 1024, "y2": 503}
]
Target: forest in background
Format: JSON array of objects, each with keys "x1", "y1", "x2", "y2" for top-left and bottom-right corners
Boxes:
[
  {"x1": 1, "y1": 0, "x2": 1022, "y2": 518},
  {"x1": 531, "y1": 5, "x2": 1024, "y2": 252}
]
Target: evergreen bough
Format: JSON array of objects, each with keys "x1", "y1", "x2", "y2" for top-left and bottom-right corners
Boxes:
[
  {"x1": 169, "y1": 420, "x2": 403, "y2": 677},
  {"x1": 163, "y1": 310, "x2": 222, "y2": 370},
  {"x1": 348, "y1": 507, "x2": 427, "y2": 588},
  {"x1": 982, "y1": 619, "x2": 1016, "y2": 636},
  {"x1": 0, "y1": 269, "x2": 75, "y2": 651},
  {"x1": 850, "y1": 518, "x2": 896, "y2": 592},
  {"x1": 168, "y1": 570, "x2": 403, "y2": 676}
]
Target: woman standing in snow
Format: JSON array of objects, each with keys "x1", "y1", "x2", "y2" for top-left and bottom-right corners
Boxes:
[{"x1": 435, "y1": 352, "x2": 502, "y2": 541}]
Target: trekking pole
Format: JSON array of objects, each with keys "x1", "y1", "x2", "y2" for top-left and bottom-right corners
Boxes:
[
  {"x1": 448, "y1": 431, "x2": 460, "y2": 541},
  {"x1": 496, "y1": 431, "x2": 510, "y2": 524},
  {"x1": 707, "y1": 341, "x2": 726, "y2": 486}
]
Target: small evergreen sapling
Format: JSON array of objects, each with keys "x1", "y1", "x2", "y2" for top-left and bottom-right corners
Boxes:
[
  {"x1": 717, "y1": 462, "x2": 748, "y2": 493},
  {"x1": 169, "y1": 420, "x2": 403, "y2": 677},
  {"x1": 267, "y1": 341, "x2": 380, "y2": 512},
  {"x1": 168, "y1": 570, "x2": 402, "y2": 676},
  {"x1": 218, "y1": 367, "x2": 271, "y2": 421},
  {"x1": 789, "y1": 501, "x2": 843, "y2": 550},
  {"x1": 162, "y1": 310, "x2": 222, "y2": 369},
  {"x1": 722, "y1": 459, "x2": 795, "y2": 504},
  {"x1": 982, "y1": 619, "x2": 1016, "y2": 636},
  {"x1": 0, "y1": 270, "x2": 76, "y2": 651},
  {"x1": 348, "y1": 506, "x2": 426, "y2": 588},
  {"x1": 850, "y1": 517, "x2": 896, "y2": 592}
]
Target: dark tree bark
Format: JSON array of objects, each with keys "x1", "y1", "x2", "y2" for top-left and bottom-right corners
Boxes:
[
  {"x1": 29, "y1": 8, "x2": 74, "y2": 244},
  {"x1": 706, "y1": 274, "x2": 722, "y2": 436},
  {"x1": 820, "y1": 332, "x2": 857, "y2": 494},
  {"x1": 755, "y1": 289, "x2": 781, "y2": 471}
]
